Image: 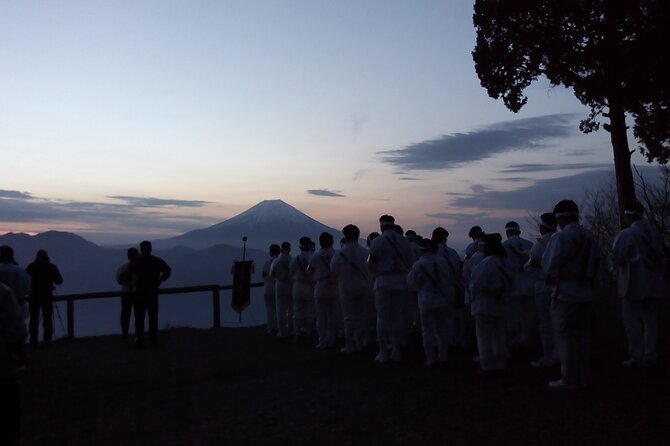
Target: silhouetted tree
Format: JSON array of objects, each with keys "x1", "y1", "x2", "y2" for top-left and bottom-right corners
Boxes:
[{"x1": 472, "y1": 0, "x2": 669, "y2": 227}]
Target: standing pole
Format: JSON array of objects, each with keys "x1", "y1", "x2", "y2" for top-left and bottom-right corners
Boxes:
[
  {"x1": 67, "y1": 300, "x2": 74, "y2": 339},
  {"x1": 242, "y1": 236, "x2": 247, "y2": 261},
  {"x1": 212, "y1": 287, "x2": 221, "y2": 328}
]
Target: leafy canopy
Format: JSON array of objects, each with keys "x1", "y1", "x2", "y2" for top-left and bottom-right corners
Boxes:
[{"x1": 472, "y1": 0, "x2": 669, "y2": 164}]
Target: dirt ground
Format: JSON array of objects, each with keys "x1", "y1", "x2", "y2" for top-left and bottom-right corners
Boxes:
[{"x1": 19, "y1": 295, "x2": 669, "y2": 445}]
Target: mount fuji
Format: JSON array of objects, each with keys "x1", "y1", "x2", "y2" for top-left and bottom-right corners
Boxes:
[{"x1": 153, "y1": 199, "x2": 341, "y2": 250}]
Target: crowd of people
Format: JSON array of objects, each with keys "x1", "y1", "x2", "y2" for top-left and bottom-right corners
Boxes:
[
  {"x1": 0, "y1": 199, "x2": 666, "y2": 444},
  {"x1": 260, "y1": 199, "x2": 666, "y2": 391}
]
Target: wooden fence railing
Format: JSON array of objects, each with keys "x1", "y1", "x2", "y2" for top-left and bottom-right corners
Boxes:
[{"x1": 54, "y1": 282, "x2": 264, "y2": 339}]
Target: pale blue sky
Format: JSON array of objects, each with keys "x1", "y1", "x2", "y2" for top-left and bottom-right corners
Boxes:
[{"x1": 0, "y1": 1, "x2": 647, "y2": 248}]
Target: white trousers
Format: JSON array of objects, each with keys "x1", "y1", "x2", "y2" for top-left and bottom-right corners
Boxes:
[
  {"x1": 475, "y1": 314, "x2": 508, "y2": 371},
  {"x1": 292, "y1": 282, "x2": 315, "y2": 335},
  {"x1": 551, "y1": 299, "x2": 593, "y2": 388},
  {"x1": 340, "y1": 292, "x2": 368, "y2": 350},
  {"x1": 264, "y1": 291, "x2": 277, "y2": 332},
  {"x1": 420, "y1": 305, "x2": 450, "y2": 363},
  {"x1": 375, "y1": 287, "x2": 407, "y2": 356},
  {"x1": 622, "y1": 297, "x2": 659, "y2": 365},
  {"x1": 315, "y1": 297, "x2": 339, "y2": 347},
  {"x1": 275, "y1": 291, "x2": 293, "y2": 337},
  {"x1": 534, "y1": 290, "x2": 555, "y2": 360},
  {"x1": 506, "y1": 295, "x2": 536, "y2": 349}
]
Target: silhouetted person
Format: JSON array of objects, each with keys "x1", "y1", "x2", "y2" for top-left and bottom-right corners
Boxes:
[
  {"x1": 129, "y1": 241, "x2": 171, "y2": 346},
  {"x1": 26, "y1": 250, "x2": 63, "y2": 347},
  {"x1": 542, "y1": 200, "x2": 599, "y2": 390},
  {"x1": 0, "y1": 245, "x2": 31, "y2": 368},
  {"x1": 116, "y1": 247, "x2": 139, "y2": 338},
  {"x1": 262, "y1": 244, "x2": 281, "y2": 334},
  {"x1": 0, "y1": 282, "x2": 26, "y2": 446}
]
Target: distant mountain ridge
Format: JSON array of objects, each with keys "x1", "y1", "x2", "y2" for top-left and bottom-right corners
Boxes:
[
  {"x1": 0, "y1": 199, "x2": 342, "y2": 335},
  {"x1": 153, "y1": 199, "x2": 341, "y2": 250}
]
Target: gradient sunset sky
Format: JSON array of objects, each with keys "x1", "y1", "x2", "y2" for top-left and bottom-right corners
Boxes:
[{"x1": 0, "y1": 1, "x2": 652, "y2": 249}]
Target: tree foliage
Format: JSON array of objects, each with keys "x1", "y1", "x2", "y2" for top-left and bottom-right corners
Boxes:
[{"x1": 472, "y1": 0, "x2": 669, "y2": 225}]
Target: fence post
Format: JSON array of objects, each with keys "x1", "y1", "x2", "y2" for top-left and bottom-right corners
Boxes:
[
  {"x1": 212, "y1": 287, "x2": 221, "y2": 328},
  {"x1": 67, "y1": 300, "x2": 74, "y2": 339}
]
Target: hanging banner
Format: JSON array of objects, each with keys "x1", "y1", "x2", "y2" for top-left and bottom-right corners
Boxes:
[{"x1": 232, "y1": 260, "x2": 253, "y2": 318}]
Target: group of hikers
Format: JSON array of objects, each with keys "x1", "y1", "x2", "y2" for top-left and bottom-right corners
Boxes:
[
  {"x1": 261, "y1": 199, "x2": 666, "y2": 391},
  {"x1": 0, "y1": 240, "x2": 171, "y2": 445}
]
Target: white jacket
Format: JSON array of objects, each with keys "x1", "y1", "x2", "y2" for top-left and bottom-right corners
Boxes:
[
  {"x1": 611, "y1": 219, "x2": 666, "y2": 300},
  {"x1": 407, "y1": 253, "x2": 454, "y2": 310},
  {"x1": 331, "y1": 241, "x2": 372, "y2": 299}
]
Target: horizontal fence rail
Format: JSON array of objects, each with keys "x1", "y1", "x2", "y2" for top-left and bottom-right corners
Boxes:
[{"x1": 54, "y1": 282, "x2": 264, "y2": 339}]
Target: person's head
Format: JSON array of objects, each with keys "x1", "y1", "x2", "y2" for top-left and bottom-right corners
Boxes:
[
  {"x1": 319, "y1": 232, "x2": 334, "y2": 248},
  {"x1": 431, "y1": 227, "x2": 448, "y2": 243},
  {"x1": 280, "y1": 241, "x2": 291, "y2": 253},
  {"x1": 299, "y1": 236, "x2": 313, "y2": 251},
  {"x1": 127, "y1": 247, "x2": 139, "y2": 260},
  {"x1": 269, "y1": 244, "x2": 281, "y2": 257},
  {"x1": 553, "y1": 200, "x2": 580, "y2": 229},
  {"x1": 36, "y1": 249, "x2": 49, "y2": 262},
  {"x1": 404, "y1": 230, "x2": 417, "y2": 243},
  {"x1": 624, "y1": 200, "x2": 645, "y2": 226},
  {"x1": 366, "y1": 232, "x2": 380, "y2": 247},
  {"x1": 0, "y1": 245, "x2": 15, "y2": 263},
  {"x1": 342, "y1": 224, "x2": 360, "y2": 242},
  {"x1": 392, "y1": 224, "x2": 404, "y2": 235},
  {"x1": 139, "y1": 240, "x2": 152, "y2": 254},
  {"x1": 538, "y1": 212, "x2": 557, "y2": 235},
  {"x1": 419, "y1": 237, "x2": 438, "y2": 254},
  {"x1": 481, "y1": 233, "x2": 506, "y2": 258},
  {"x1": 504, "y1": 221, "x2": 521, "y2": 238},
  {"x1": 379, "y1": 214, "x2": 395, "y2": 232},
  {"x1": 468, "y1": 225, "x2": 483, "y2": 240}
]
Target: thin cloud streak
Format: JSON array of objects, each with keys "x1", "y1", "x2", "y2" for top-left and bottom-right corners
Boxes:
[
  {"x1": 500, "y1": 162, "x2": 612, "y2": 173},
  {"x1": 353, "y1": 169, "x2": 370, "y2": 181},
  {"x1": 0, "y1": 192, "x2": 219, "y2": 234},
  {"x1": 0, "y1": 189, "x2": 34, "y2": 200},
  {"x1": 448, "y1": 169, "x2": 615, "y2": 212},
  {"x1": 307, "y1": 189, "x2": 346, "y2": 198},
  {"x1": 108, "y1": 196, "x2": 211, "y2": 208},
  {"x1": 377, "y1": 114, "x2": 578, "y2": 171}
]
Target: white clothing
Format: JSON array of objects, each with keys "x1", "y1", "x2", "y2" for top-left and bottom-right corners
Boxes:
[
  {"x1": 367, "y1": 230, "x2": 414, "y2": 290},
  {"x1": 541, "y1": 222, "x2": 599, "y2": 303},
  {"x1": 331, "y1": 241, "x2": 373, "y2": 350},
  {"x1": 474, "y1": 314, "x2": 508, "y2": 371},
  {"x1": 464, "y1": 241, "x2": 479, "y2": 260},
  {"x1": 367, "y1": 229, "x2": 414, "y2": 359},
  {"x1": 543, "y1": 221, "x2": 598, "y2": 388},
  {"x1": 407, "y1": 252, "x2": 454, "y2": 363},
  {"x1": 611, "y1": 219, "x2": 666, "y2": 300},
  {"x1": 271, "y1": 252, "x2": 293, "y2": 336},
  {"x1": 527, "y1": 233, "x2": 556, "y2": 361},
  {"x1": 262, "y1": 257, "x2": 278, "y2": 332},
  {"x1": 0, "y1": 283, "x2": 26, "y2": 378},
  {"x1": 290, "y1": 251, "x2": 315, "y2": 334},
  {"x1": 310, "y1": 247, "x2": 339, "y2": 347},
  {"x1": 503, "y1": 235, "x2": 534, "y2": 297},
  {"x1": 611, "y1": 219, "x2": 666, "y2": 364},
  {"x1": 470, "y1": 256, "x2": 511, "y2": 318},
  {"x1": 0, "y1": 262, "x2": 30, "y2": 318}
]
